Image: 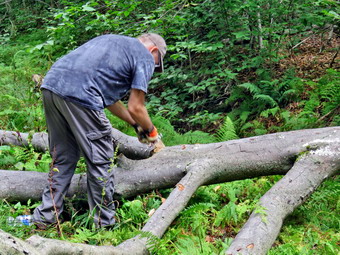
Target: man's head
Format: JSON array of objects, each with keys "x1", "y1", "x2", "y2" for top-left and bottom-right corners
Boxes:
[{"x1": 138, "y1": 33, "x2": 167, "y2": 72}]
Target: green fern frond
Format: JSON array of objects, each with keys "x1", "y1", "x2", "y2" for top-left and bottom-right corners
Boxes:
[
  {"x1": 181, "y1": 130, "x2": 216, "y2": 144},
  {"x1": 319, "y1": 80, "x2": 340, "y2": 114},
  {"x1": 260, "y1": 106, "x2": 280, "y2": 118},
  {"x1": 175, "y1": 235, "x2": 218, "y2": 255},
  {"x1": 253, "y1": 94, "x2": 278, "y2": 107},
  {"x1": 240, "y1": 122, "x2": 254, "y2": 131},
  {"x1": 297, "y1": 110, "x2": 318, "y2": 118},
  {"x1": 215, "y1": 116, "x2": 239, "y2": 142},
  {"x1": 303, "y1": 94, "x2": 320, "y2": 113},
  {"x1": 226, "y1": 86, "x2": 248, "y2": 105},
  {"x1": 281, "y1": 89, "x2": 297, "y2": 101},
  {"x1": 152, "y1": 115, "x2": 216, "y2": 145},
  {"x1": 214, "y1": 202, "x2": 238, "y2": 227},
  {"x1": 180, "y1": 202, "x2": 216, "y2": 217},
  {"x1": 239, "y1": 111, "x2": 251, "y2": 123},
  {"x1": 238, "y1": 82, "x2": 261, "y2": 94}
]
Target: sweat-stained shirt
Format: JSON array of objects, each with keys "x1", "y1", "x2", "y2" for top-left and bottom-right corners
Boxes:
[{"x1": 41, "y1": 34, "x2": 155, "y2": 111}]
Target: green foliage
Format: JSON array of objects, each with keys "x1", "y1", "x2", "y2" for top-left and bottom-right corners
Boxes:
[
  {"x1": 151, "y1": 115, "x2": 216, "y2": 145},
  {"x1": 23, "y1": 0, "x2": 334, "y2": 131},
  {"x1": 215, "y1": 116, "x2": 239, "y2": 142},
  {"x1": 0, "y1": 145, "x2": 50, "y2": 172},
  {"x1": 280, "y1": 69, "x2": 340, "y2": 131},
  {"x1": 0, "y1": 0, "x2": 51, "y2": 39},
  {"x1": 175, "y1": 235, "x2": 220, "y2": 255},
  {"x1": 0, "y1": 199, "x2": 39, "y2": 239}
]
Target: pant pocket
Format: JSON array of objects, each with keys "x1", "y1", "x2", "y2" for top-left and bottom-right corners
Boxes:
[{"x1": 86, "y1": 129, "x2": 113, "y2": 164}]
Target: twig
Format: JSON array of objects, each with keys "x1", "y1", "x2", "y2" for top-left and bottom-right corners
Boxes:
[
  {"x1": 49, "y1": 146, "x2": 63, "y2": 238},
  {"x1": 329, "y1": 47, "x2": 339, "y2": 68},
  {"x1": 317, "y1": 107, "x2": 340, "y2": 123},
  {"x1": 291, "y1": 33, "x2": 314, "y2": 50}
]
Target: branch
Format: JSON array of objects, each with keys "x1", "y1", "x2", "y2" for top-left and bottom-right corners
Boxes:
[
  {"x1": 226, "y1": 139, "x2": 340, "y2": 255},
  {"x1": 329, "y1": 47, "x2": 339, "y2": 68},
  {"x1": 0, "y1": 229, "x2": 38, "y2": 255},
  {"x1": 27, "y1": 234, "x2": 122, "y2": 255},
  {"x1": 0, "y1": 129, "x2": 154, "y2": 160},
  {"x1": 117, "y1": 164, "x2": 209, "y2": 254}
]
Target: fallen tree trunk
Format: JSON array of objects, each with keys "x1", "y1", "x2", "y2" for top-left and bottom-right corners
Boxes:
[
  {"x1": 226, "y1": 139, "x2": 340, "y2": 255},
  {"x1": 1, "y1": 127, "x2": 339, "y2": 202},
  {"x1": 0, "y1": 129, "x2": 154, "y2": 160},
  {"x1": 0, "y1": 127, "x2": 339, "y2": 255}
]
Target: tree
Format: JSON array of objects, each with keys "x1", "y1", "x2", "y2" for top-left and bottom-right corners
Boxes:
[{"x1": 0, "y1": 126, "x2": 339, "y2": 254}]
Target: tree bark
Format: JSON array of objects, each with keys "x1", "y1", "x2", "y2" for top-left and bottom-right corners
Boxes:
[
  {"x1": 0, "y1": 229, "x2": 39, "y2": 255},
  {"x1": 0, "y1": 127, "x2": 339, "y2": 255},
  {"x1": 225, "y1": 139, "x2": 340, "y2": 255},
  {"x1": 0, "y1": 129, "x2": 154, "y2": 160},
  {"x1": 1, "y1": 127, "x2": 339, "y2": 202}
]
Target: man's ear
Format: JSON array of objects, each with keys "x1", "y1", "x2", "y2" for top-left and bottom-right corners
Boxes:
[{"x1": 149, "y1": 46, "x2": 157, "y2": 53}]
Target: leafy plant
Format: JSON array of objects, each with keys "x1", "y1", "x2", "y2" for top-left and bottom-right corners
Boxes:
[{"x1": 215, "y1": 116, "x2": 239, "y2": 142}]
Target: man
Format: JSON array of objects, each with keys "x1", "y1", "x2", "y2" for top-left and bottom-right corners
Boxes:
[{"x1": 33, "y1": 33, "x2": 166, "y2": 228}]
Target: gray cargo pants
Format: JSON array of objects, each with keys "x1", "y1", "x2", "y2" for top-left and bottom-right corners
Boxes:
[{"x1": 33, "y1": 89, "x2": 115, "y2": 227}]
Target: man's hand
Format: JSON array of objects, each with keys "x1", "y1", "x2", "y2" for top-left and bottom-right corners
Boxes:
[{"x1": 132, "y1": 124, "x2": 159, "y2": 144}]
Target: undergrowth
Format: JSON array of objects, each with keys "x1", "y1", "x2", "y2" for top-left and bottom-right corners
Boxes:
[{"x1": 0, "y1": 176, "x2": 338, "y2": 254}]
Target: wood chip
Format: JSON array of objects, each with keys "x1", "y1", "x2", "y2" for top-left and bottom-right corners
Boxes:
[{"x1": 153, "y1": 140, "x2": 165, "y2": 153}]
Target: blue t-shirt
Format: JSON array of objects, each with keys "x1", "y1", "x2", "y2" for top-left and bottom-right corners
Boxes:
[{"x1": 41, "y1": 34, "x2": 155, "y2": 110}]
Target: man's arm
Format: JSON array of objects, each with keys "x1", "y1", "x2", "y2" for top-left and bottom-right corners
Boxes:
[
  {"x1": 106, "y1": 89, "x2": 153, "y2": 131},
  {"x1": 127, "y1": 89, "x2": 153, "y2": 132},
  {"x1": 107, "y1": 101, "x2": 136, "y2": 125},
  {"x1": 108, "y1": 89, "x2": 160, "y2": 144}
]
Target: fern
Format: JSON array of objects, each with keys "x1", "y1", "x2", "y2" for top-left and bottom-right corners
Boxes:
[
  {"x1": 280, "y1": 89, "x2": 297, "y2": 101},
  {"x1": 152, "y1": 115, "x2": 217, "y2": 145},
  {"x1": 182, "y1": 130, "x2": 216, "y2": 144},
  {"x1": 253, "y1": 94, "x2": 278, "y2": 107},
  {"x1": 240, "y1": 122, "x2": 254, "y2": 131},
  {"x1": 319, "y1": 77, "x2": 340, "y2": 115},
  {"x1": 238, "y1": 82, "x2": 261, "y2": 94},
  {"x1": 175, "y1": 235, "x2": 218, "y2": 255},
  {"x1": 214, "y1": 202, "x2": 238, "y2": 227},
  {"x1": 260, "y1": 106, "x2": 280, "y2": 118},
  {"x1": 180, "y1": 202, "x2": 216, "y2": 217},
  {"x1": 215, "y1": 116, "x2": 239, "y2": 142},
  {"x1": 239, "y1": 111, "x2": 251, "y2": 123},
  {"x1": 303, "y1": 94, "x2": 320, "y2": 113}
]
